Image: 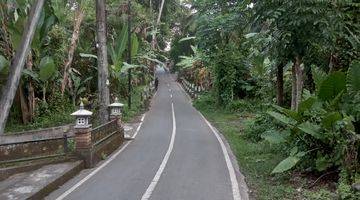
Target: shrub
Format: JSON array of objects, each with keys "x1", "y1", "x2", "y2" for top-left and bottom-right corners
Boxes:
[
  {"x1": 243, "y1": 113, "x2": 277, "y2": 142},
  {"x1": 266, "y1": 63, "x2": 360, "y2": 185}
]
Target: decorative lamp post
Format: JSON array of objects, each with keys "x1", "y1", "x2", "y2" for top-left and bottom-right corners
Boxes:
[
  {"x1": 108, "y1": 97, "x2": 124, "y2": 121},
  {"x1": 71, "y1": 101, "x2": 93, "y2": 129},
  {"x1": 71, "y1": 101, "x2": 93, "y2": 167}
]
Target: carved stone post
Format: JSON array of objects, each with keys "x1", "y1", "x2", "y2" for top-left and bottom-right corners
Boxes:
[
  {"x1": 109, "y1": 97, "x2": 125, "y2": 139},
  {"x1": 71, "y1": 101, "x2": 93, "y2": 168}
]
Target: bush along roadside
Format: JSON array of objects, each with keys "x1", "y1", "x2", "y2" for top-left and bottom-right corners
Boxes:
[
  {"x1": 266, "y1": 62, "x2": 360, "y2": 198},
  {"x1": 193, "y1": 66, "x2": 360, "y2": 199}
]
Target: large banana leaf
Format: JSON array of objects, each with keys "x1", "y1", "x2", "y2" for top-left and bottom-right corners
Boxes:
[
  {"x1": 272, "y1": 156, "x2": 300, "y2": 174},
  {"x1": 22, "y1": 69, "x2": 40, "y2": 82},
  {"x1": 272, "y1": 105, "x2": 301, "y2": 122},
  {"x1": 39, "y1": 56, "x2": 56, "y2": 81},
  {"x1": 261, "y1": 130, "x2": 286, "y2": 144},
  {"x1": 267, "y1": 111, "x2": 297, "y2": 126},
  {"x1": 116, "y1": 24, "x2": 128, "y2": 60},
  {"x1": 121, "y1": 62, "x2": 145, "y2": 73},
  {"x1": 318, "y1": 71, "x2": 346, "y2": 101},
  {"x1": 80, "y1": 53, "x2": 98, "y2": 59},
  {"x1": 311, "y1": 66, "x2": 327, "y2": 93},
  {"x1": 179, "y1": 36, "x2": 196, "y2": 42},
  {"x1": 298, "y1": 97, "x2": 316, "y2": 114},
  {"x1": 0, "y1": 55, "x2": 9, "y2": 75},
  {"x1": 298, "y1": 122, "x2": 321, "y2": 140},
  {"x1": 321, "y1": 112, "x2": 342, "y2": 130},
  {"x1": 347, "y1": 61, "x2": 360, "y2": 93},
  {"x1": 131, "y1": 34, "x2": 139, "y2": 58}
]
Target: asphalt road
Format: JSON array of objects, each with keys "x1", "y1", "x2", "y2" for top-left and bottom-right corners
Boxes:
[{"x1": 47, "y1": 72, "x2": 247, "y2": 200}]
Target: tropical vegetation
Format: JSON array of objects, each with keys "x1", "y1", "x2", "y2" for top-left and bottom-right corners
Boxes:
[{"x1": 172, "y1": 0, "x2": 360, "y2": 199}]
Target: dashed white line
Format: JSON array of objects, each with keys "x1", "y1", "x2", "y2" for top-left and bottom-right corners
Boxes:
[{"x1": 141, "y1": 103, "x2": 176, "y2": 200}]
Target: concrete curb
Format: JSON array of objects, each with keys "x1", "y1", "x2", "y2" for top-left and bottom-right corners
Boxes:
[{"x1": 28, "y1": 160, "x2": 84, "y2": 200}]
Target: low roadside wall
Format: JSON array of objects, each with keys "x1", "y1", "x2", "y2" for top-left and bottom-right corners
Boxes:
[
  {"x1": 87, "y1": 119, "x2": 124, "y2": 167},
  {"x1": 0, "y1": 125, "x2": 74, "y2": 145}
]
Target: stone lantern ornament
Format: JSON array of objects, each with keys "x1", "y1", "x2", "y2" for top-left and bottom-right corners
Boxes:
[
  {"x1": 71, "y1": 101, "x2": 93, "y2": 128},
  {"x1": 109, "y1": 97, "x2": 124, "y2": 118}
]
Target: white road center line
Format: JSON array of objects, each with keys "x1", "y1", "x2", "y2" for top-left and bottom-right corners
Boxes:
[
  {"x1": 198, "y1": 111, "x2": 241, "y2": 200},
  {"x1": 141, "y1": 103, "x2": 176, "y2": 200},
  {"x1": 55, "y1": 113, "x2": 147, "y2": 200}
]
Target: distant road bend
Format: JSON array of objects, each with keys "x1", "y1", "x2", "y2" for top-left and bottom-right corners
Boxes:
[{"x1": 48, "y1": 71, "x2": 248, "y2": 200}]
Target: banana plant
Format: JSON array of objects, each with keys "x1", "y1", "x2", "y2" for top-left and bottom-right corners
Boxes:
[
  {"x1": 69, "y1": 70, "x2": 92, "y2": 105},
  {"x1": 0, "y1": 55, "x2": 10, "y2": 88},
  {"x1": 267, "y1": 63, "x2": 359, "y2": 174}
]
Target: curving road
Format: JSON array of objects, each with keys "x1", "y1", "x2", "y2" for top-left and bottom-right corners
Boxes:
[{"x1": 47, "y1": 72, "x2": 248, "y2": 200}]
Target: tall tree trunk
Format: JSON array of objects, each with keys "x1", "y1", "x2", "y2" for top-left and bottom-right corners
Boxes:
[
  {"x1": 295, "y1": 56, "x2": 303, "y2": 110},
  {"x1": 151, "y1": 0, "x2": 165, "y2": 49},
  {"x1": 291, "y1": 62, "x2": 297, "y2": 110},
  {"x1": 276, "y1": 62, "x2": 284, "y2": 106},
  {"x1": 0, "y1": 0, "x2": 45, "y2": 134},
  {"x1": 0, "y1": 4, "x2": 13, "y2": 58},
  {"x1": 291, "y1": 56, "x2": 303, "y2": 111},
  {"x1": 61, "y1": 6, "x2": 84, "y2": 95},
  {"x1": 61, "y1": 7, "x2": 84, "y2": 95},
  {"x1": 18, "y1": 83, "x2": 30, "y2": 124},
  {"x1": 127, "y1": 0, "x2": 132, "y2": 109},
  {"x1": 156, "y1": 0, "x2": 165, "y2": 25},
  {"x1": 26, "y1": 52, "x2": 35, "y2": 121},
  {"x1": 96, "y1": 0, "x2": 110, "y2": 123}
]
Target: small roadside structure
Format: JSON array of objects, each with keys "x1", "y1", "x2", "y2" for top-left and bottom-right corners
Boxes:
[
  {"x1": 108, "y1": 97, "x2": 124, "y2": 121},
  {"x1": 71, "y1": 101, "x2": 93, "y2": 129}
]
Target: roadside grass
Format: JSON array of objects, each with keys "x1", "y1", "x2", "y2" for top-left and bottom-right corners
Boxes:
[{"x1": 194, "y1": 94, "x2": 336, "y2": 200}]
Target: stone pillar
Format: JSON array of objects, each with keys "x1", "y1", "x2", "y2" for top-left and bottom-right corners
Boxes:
[
  {"x1": 108, "y1": 98, "x2": 125, "y2": 136},
  {"x1": 74, "y1": 127, "x2": 93, "y2": 168},
  {"x1": 71, "y1": 102, "x2": 94, "y2": 168}
]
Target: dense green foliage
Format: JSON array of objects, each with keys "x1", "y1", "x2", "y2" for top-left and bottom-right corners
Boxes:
[
  {"x1": 173, "y1": 0, "x2": 360, "y2": 198},
  {"x1": 0, "y1": 0, "x2": 187, "y2": 132}
]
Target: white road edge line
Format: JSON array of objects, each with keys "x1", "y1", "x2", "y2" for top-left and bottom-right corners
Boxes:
[
  {"x1": 198, "y1": 111, "x2": 241, "y2": 200},
  {"x1": 131, "y1": 114, "x2": 146, "y2": 139},
  {"x1": 55, "y1": 113, "x2": 147, "y2": 200},
  {"x1": 141, "y1": 103, "x2": 176, "y2": 200}
]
